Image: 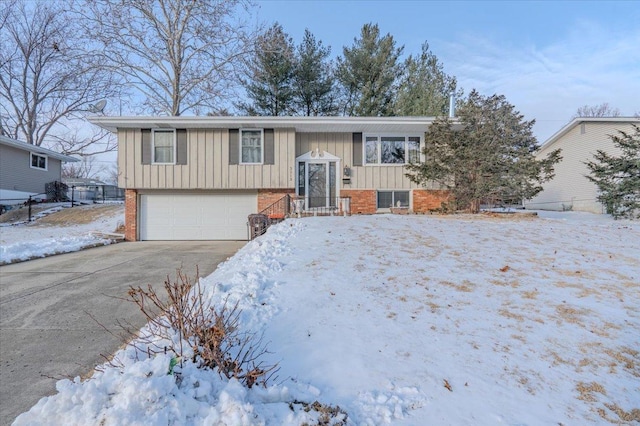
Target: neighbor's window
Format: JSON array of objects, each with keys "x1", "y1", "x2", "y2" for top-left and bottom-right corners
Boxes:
[
  {"x1": 364, "y1": 135, "x2": 422, "y2": 165},
  {"x1": 152, "y1": 129, "x2": 176, "y2": 164},
  {"x1": 30, "y1": 153, "x2": 47, "y2": 170},
  {"x1": 377, "y1": 190, "x2": 410, "y2": 209},
  {"x1": 241, "y1": 129, "x2": 263, "y2": 164}
]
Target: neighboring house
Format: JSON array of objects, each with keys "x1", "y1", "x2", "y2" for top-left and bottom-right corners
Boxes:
[
  {"x1": 524, "y1": 117, "x2": 640, "y2": 214},
  {"x1": 62, "y1": 178, "x2": 125, "y2": 202},
  {"x1": 0, "y1": 135, "x2": 79, "y2": 203},
  {"x1": 89, "y1": 116, "x2": 450, "y2": 241}
]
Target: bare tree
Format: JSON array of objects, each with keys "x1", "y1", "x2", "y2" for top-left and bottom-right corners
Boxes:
[
  {"x1": 574, "y1": 102, "x2": 621, "y2": 118},
  {"x1": 62, "y1": 156, "x2": 107, "y2": 180},
  {"x1": 0, "y1": 0, "x2": 120, "y2": 153},
  {"x1": 78, "y1": 0, "x2": 258, "y2": 116}
]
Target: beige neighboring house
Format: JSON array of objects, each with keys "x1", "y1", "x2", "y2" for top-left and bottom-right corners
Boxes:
[
  {"x1": 0, "y1": 135, "x2": 79, "y2": 202},
  {"x1": 524, "y1": 117, "x2": 640, "y2": 214},
  {"x1": 89, "y1": 116, "x2": 451, "y2": 241}
]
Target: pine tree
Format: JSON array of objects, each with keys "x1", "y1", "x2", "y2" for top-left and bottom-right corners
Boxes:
[
  {"x1": 336, "y1": 23, "x2": 403, "y2": 116},
  {"x1": 238, "y1": 23, "x2": 296, "y2": 116},
  {"x1": 406, "y1": 90, "x2": 562, "y2": 213},
  {"x1": 394, "y1": 42, "x2": 461, "y2": 117},
  {"x1": 292, "y1": 29, "x2": 336, "y2": 116},
  {"x1": 585, "y1": 124, "x2": 640, "y2": 219}
]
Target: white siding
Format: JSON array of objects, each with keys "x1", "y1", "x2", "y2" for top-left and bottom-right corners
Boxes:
[{"x1": 525, "y1": 122, "x2": 636, "y2": 214}]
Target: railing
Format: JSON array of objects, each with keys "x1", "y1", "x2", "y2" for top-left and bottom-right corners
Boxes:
[
  {"x1": 291, "y1": 196, "x2": 351, "y2": 218},
  {"x1": 247, "y1": 195, "x2": 352, "y2": 240}
]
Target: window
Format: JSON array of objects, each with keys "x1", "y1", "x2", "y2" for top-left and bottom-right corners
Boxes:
[
  {"x1": 152, "y1": 129, "x2": 175, "y2": 164},
  {"x1": 241, "y1": 129, "x2": 263, "y2": 164},
  {"x1": 364, "y1": 135, "x2": 421, "y2": 165},
  {"x1": 377, "y1": 191, "x2": 409, "y2": 209},
  {"x1": 30, "y1": 153, "x2": 47, "y2": 170}
]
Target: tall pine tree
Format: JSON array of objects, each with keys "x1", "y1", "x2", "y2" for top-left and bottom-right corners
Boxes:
[
  {"x1": 336, "y1": 23, "x2": 403, "y2": 116},
  {"x1": 394, "y1": 42, "x2": 461, "y2": 117},
  {"x1": 585, "y1": 124, "x2": 640, "y2": 219},
  {"x1": 406, "y1": 90, "x2": 562, "y2": 213},
  {"x1": 238, "y1": 23, "x2": 295, "y2": 116}
]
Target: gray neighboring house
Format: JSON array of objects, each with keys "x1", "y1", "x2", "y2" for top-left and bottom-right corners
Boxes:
[
  {"x1": 0, "y1": 135, "x2": 79, "y2": 199},
  {"x1": 524, "y1": 117, "x2": 640, "y2": 214}
]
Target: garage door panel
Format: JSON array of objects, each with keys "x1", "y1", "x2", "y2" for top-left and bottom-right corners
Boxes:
[{"x1": 140, "y1": 193, "x2": 256, "y2": 240}]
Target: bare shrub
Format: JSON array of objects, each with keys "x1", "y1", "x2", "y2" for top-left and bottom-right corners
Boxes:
[{"x1": 127, "y1": 268, "x2": 278, "y2": 388}]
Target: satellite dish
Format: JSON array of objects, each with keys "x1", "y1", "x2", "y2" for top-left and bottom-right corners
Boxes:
[{"x1": 89, "y1": 100, "x2": 107, "y2": 114}]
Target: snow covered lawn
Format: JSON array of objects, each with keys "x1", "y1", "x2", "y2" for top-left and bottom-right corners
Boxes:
[
  {"x1": 0, "y1": 203, "x2": 124, "y2": 264},
  {"x1": 14, "y1": 212, "x2": 640, "y2": 425}
]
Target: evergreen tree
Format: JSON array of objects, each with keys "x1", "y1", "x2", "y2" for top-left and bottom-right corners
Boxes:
[
  {"x1": 292, "y1": 29, "x2": 336, "y2": 116},
  {"x1": 394, "y1": 42, "x2": 462, "y2": 116},
  {"x1": 336, "y1": 23, "x2": 403, "y2": 116},
  {"x1": 585, "y1": 124, "x2": 640, "y2": 219},
  {"x1": 406, "y1": 90, "x2": 562, "y2": 213},
  {"x1": 238, "y1": 23, "x2": 295, "y2": 116}
]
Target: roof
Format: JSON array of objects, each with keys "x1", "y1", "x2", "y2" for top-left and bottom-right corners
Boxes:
[
  {"x1": 88, "y1": 115, "x2": 454, "y2": 134},
  {"x1": 0, "y1": 135, "x2": 79, "y2": 162},
  {"x1": 538, "y1": 117, "x2": 640, "y2": 152}
]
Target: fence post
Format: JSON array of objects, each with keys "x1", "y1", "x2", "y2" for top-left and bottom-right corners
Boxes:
[
  {"x1": 71, "y1": 185, "x2": 75, "y2": 207},
  {"x1": 28, "y1": 196, "x2": 32, "y2": 222}
]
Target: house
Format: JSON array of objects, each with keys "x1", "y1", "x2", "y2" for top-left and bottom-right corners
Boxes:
[
  {"x1": 524, "y1": 117, "x2": 640, "y2": 214},
  {"x1": 89, "y1": 116, "x2": 450, "y2": 241},
  {"x1": 62, "y1": 178, "x2": 125, "y2": 202},
  {"x1": 0, "y1": 135, "x2": 79, "y2": 204}
]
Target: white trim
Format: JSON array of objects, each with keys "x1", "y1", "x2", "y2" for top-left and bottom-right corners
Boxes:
[
  {"x1": 239, "y1": 128, "x2": 264, "y2": 165},
  {"x1": 0, "y1": 135, "x2": 78, "y2": 163},
  {"x1": 295, "y1": 151, "x2": 340, "y2": 210},
  {"x1": 363, "y1": 133, "x2": 423, "y2": 166},
  {"x1": 30, "y1": 152, "x2": 48, "y2": 171},
  {"x1": 151, "y1": 128, "x2": 176, "y2": 164}
]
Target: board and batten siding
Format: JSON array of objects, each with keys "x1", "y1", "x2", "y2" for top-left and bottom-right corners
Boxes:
[
  {"x1": 118, "y1": 128, "x2": 296, "y2": 189},
  {"x1": 526, "y1": 121, "x2": 633, "y2": 214},
  {"x1": 0, "y1": 145, "x2": 62, "y2": 193},
  {"x1": 296, "y1": 132, "x2": 433, "y2": 190}
]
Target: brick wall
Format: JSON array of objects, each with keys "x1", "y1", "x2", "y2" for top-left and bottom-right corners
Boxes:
[
  {"x1": 124, "y1": 189, "x2": 138, "y2": 241},
  {"x1": 340, "y1": 189, "x2": 377, "y2": 214},
  {"x1": 413, "y1": 189, "x2": 450, "y2": 213},
  {"x1": 257, "y1": 188, "x2": 295, "y2": 212}
]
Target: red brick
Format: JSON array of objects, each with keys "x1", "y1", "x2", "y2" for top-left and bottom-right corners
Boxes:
[
  {"x1": 124, "y1": 189, "x2": 138, "y2": 241},
  {"x1": 412, "y1": 189, "x2": 451, "y2": 213}
]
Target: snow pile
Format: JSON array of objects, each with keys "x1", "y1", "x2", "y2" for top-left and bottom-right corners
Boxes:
[
  {"x1": 14, "y1": 212, "x2": 640, "y2": 425},
  {"x1": 0, "y1": 204, "x2": 123, "y2": 264}
]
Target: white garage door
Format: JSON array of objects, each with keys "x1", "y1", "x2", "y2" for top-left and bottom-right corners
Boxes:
[{"x1": 140, "y1": 192, "x2": 256, "y2": 240}]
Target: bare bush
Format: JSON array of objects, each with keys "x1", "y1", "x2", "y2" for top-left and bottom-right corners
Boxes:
[{"x1": 127, "y1": 268, "x2": 278, "y2": 388}]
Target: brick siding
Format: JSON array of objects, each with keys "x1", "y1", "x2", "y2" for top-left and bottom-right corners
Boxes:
[
  {"x1": 257, "y1": 188, "x2": 295, "y2": 212},
  {"x1": 340, "y1": 189, "x2": 377, "y2": 214},
  {"x1": 124, "y1": 189, "x2": 138, "y2": 241},
  {"x1": 412, "y1": 189, "x2": 450, "y2": 213}
]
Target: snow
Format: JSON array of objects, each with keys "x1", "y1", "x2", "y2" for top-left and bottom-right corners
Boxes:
[
  {"x1": 12, "y1": 211, "x2": 640, "y2": 425},
  {"x1": 0, "y1": 203, "x2": 124, "y2": 264}
]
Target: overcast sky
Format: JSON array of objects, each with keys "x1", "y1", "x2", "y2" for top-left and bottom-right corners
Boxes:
[{"x1": 255, "y1": 0, "x2": 640, "y2": 142}]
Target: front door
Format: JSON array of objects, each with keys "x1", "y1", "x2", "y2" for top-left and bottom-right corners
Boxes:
[{"x1": 296, "y1": 150, "x2": 340, "y2": 210}]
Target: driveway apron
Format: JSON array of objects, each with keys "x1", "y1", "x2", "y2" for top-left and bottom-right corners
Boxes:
[{"x1": 0, "y1": 241, "x2": 245, "y2": 425}]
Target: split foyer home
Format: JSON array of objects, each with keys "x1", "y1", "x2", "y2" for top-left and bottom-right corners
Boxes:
[
  {"x1": 0, "y1": 135, "x2": 79, "y2": 202},
  {"x1": 524, "y1": 117, "x2": 640, "y2": 214},
  {"x1": 89, "y1": 116, "x2": 450, "y2": 241}
]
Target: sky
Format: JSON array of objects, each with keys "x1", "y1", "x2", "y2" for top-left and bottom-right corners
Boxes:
[{"x1": 254, "y1": 0, "x2": 640, "y2": 142}]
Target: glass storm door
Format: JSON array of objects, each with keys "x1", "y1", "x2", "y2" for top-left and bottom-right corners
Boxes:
[{"x1": 297, "y1": 160, "x2": 338, "y2": 209}]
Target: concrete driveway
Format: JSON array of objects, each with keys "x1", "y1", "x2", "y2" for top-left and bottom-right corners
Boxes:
[{"x1": 0, "y1": 241, "x2": 245, "y2": 425}]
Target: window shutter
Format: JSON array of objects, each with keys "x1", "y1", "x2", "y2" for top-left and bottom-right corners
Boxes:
[
  {"x1": 264, "y1": 129, "x2": 274, "y2": 165},
  {"x1": 176, "y1": 129, "x2": 187, "y2": 165},
  {"x1": 141, "y1": 129, "x2": 151, "y2": 164},
  {"x1": 229, "y1": 129, "x2": 239, "y2": 165},
  {"x1": 352, "y1": 132, "x2": 363, "y2": 166}
]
